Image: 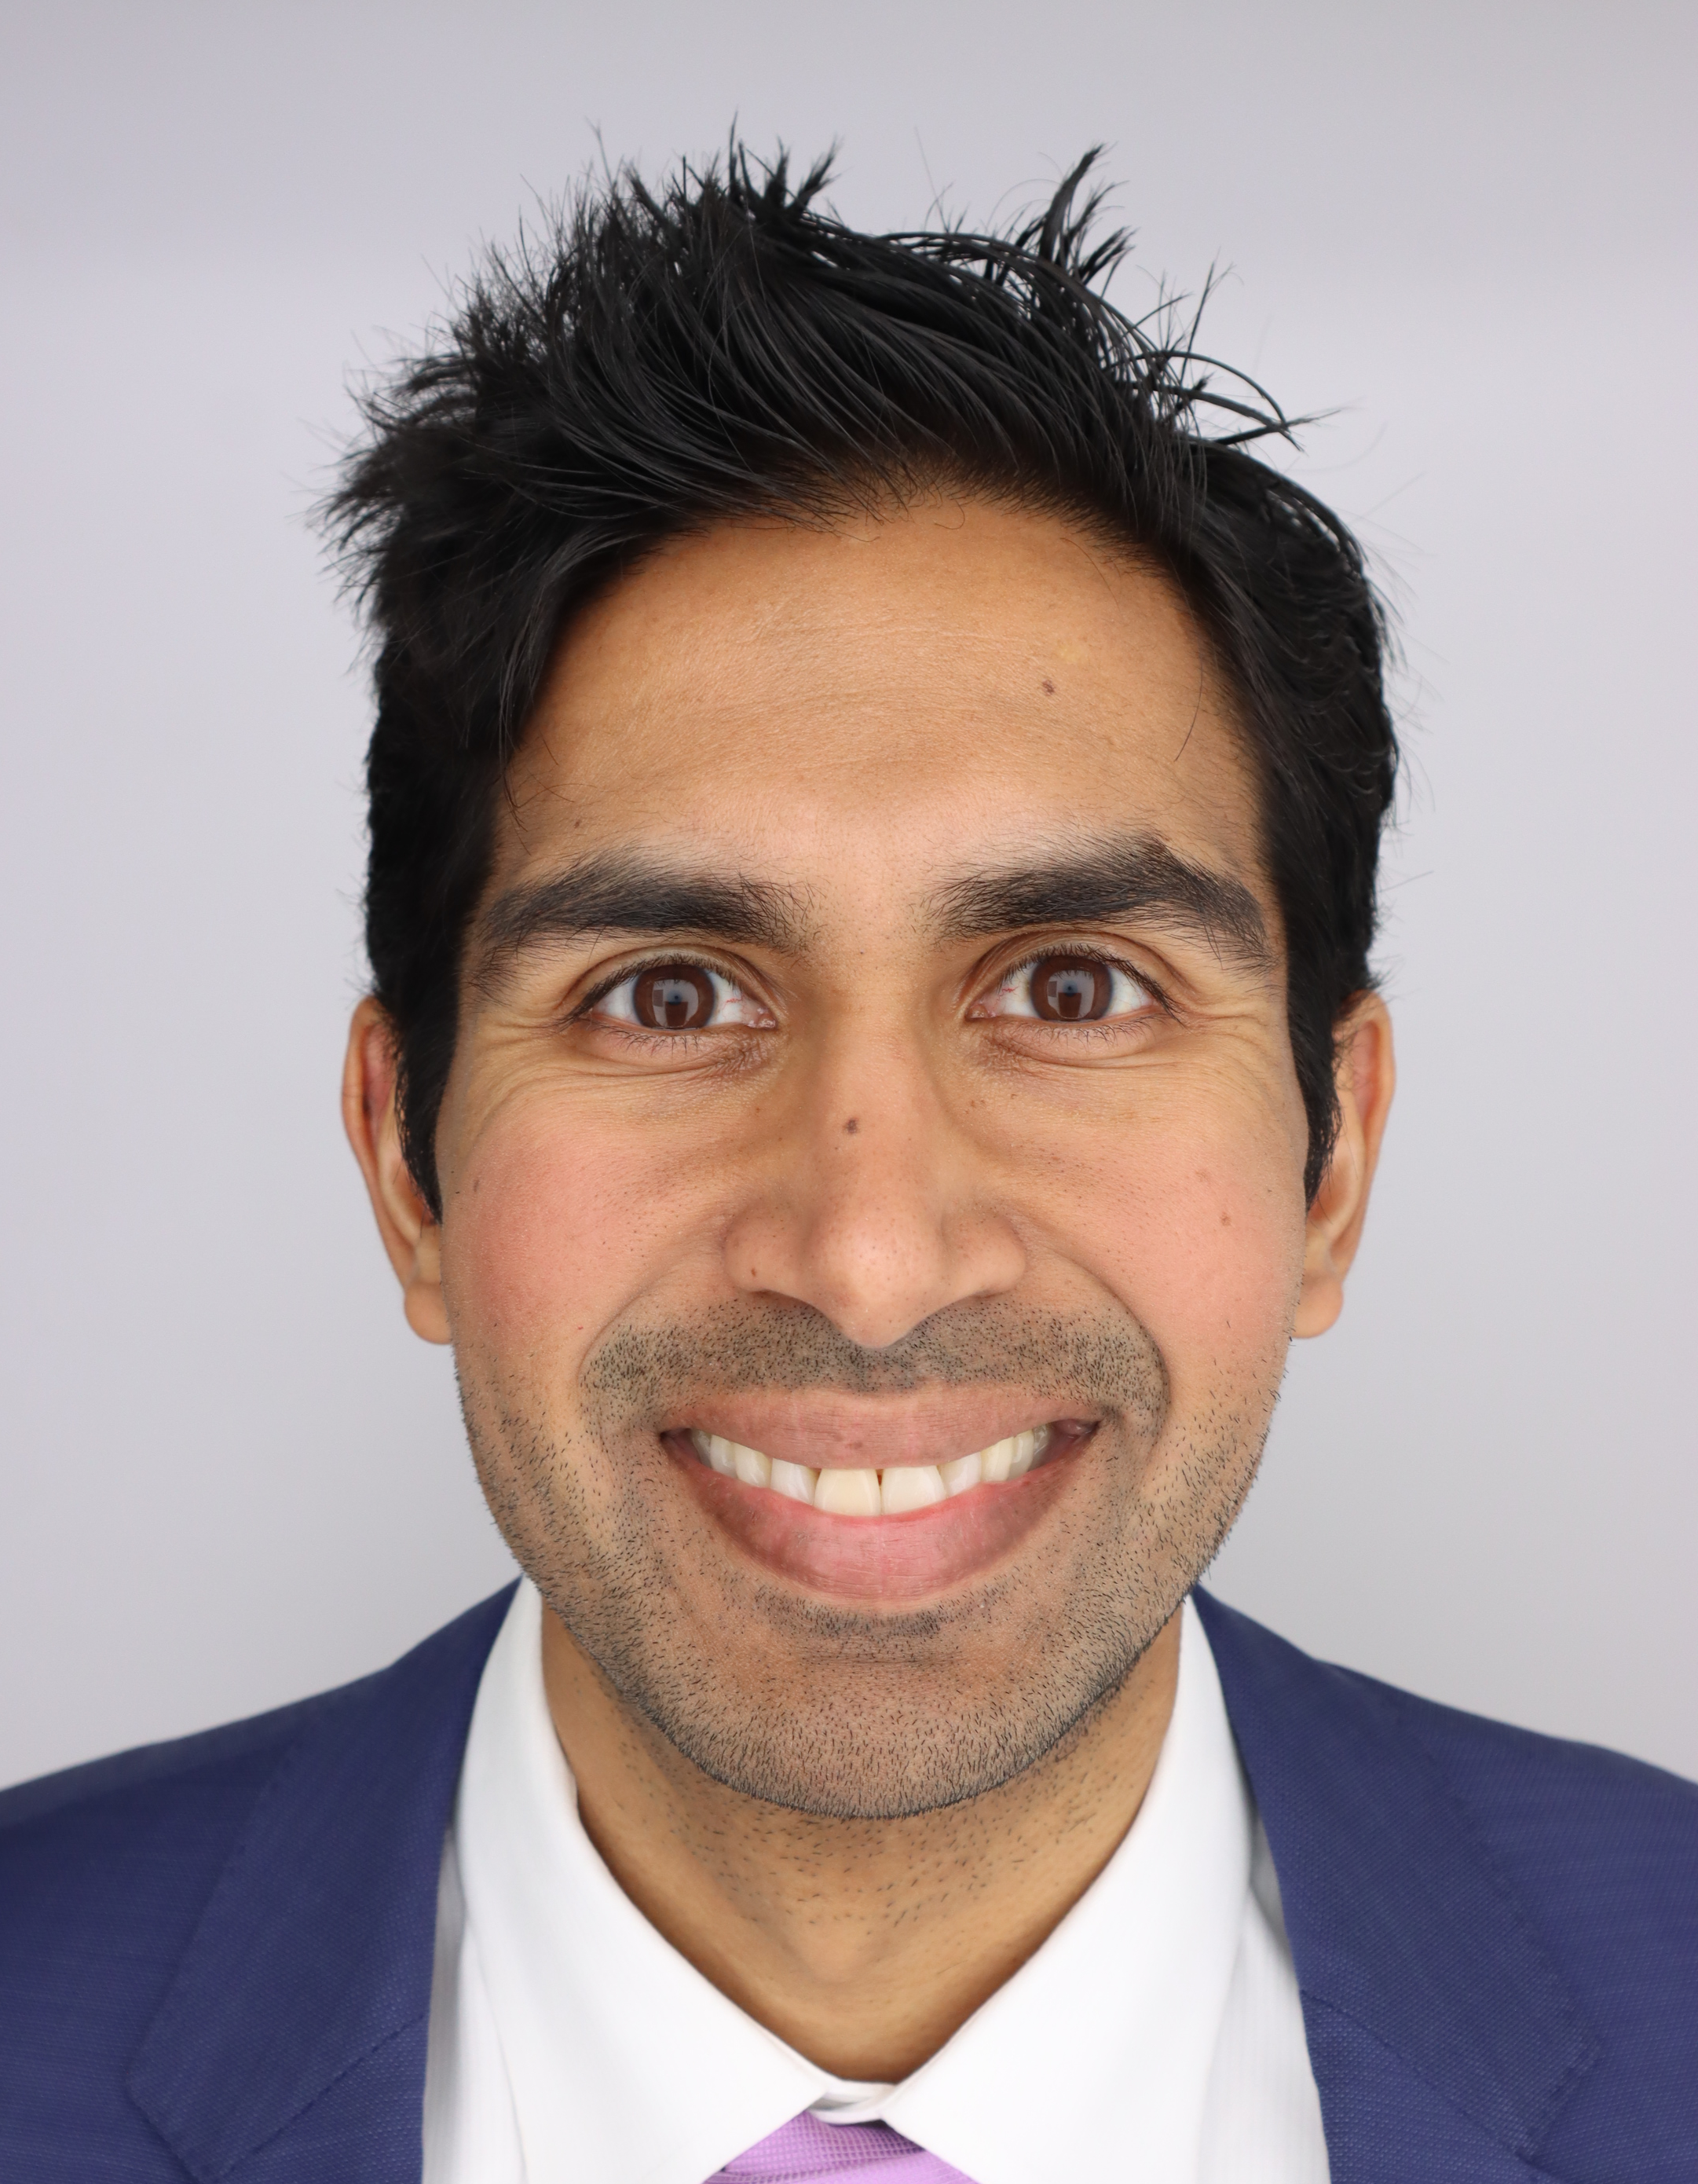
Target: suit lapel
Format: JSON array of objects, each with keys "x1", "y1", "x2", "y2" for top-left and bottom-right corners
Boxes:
[
  {"x1": 127, "y1": 1587, "x2": 514, "y2": 2184},
  {"x1": 1195, "y1": 1590, "x2": 1598, "y2": 2182}
]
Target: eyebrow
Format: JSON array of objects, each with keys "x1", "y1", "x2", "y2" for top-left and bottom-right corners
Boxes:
[
  {"x1": 474, "y1": 833, "x2": 1272, "y2": 991},
  {"x1": 474, "y1": 852, "x2": 811, "y2": 988},
  {"x1": 930, "y1": 836, "x2": 1272, "y2": 971}
]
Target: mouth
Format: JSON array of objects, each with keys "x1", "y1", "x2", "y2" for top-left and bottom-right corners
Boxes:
[
  {"x1": 662, "y1": 1416, "x2": 1092, "y2": 1602},
  {"x1": 686, "y1": 1424, "x2": 1057, "y2": 1512}
]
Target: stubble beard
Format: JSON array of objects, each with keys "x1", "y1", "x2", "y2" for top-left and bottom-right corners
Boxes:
[{"x1": 456, "y1": 1298, "x2": 1279, "y2": 1819}]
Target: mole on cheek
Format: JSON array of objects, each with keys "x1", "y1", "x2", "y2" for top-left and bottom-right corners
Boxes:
[{"x1": 844, "y1": 1118, "x2": 859, "y2": 1135}]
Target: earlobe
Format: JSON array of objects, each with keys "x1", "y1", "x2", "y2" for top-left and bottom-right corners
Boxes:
[
  {"x1": 341, "y1": 997, "x2": 452, "y2": 1345},
  {"x1": 400, "y1": 1244, "x2": 450, "y2": 1344},
  {"x1": 1294, "y1": 995, "x2": 1396, "y2": 1339}
]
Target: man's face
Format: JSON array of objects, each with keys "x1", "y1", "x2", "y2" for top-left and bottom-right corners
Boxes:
[{"x1": 430, "y1": 497, "x2": 1314, "y2": 1818}]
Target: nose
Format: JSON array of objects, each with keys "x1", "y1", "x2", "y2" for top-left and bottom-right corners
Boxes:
[{"x1": 719, "y1": 1028, "x2": 1027, "y2": 1350}]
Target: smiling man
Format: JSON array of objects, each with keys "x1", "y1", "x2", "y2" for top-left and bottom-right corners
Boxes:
[{"x1": 2, "y1": 152, "x2": 1693, "y2": 2182}]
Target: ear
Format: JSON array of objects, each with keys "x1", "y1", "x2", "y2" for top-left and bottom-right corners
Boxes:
[
  {"x1": 341, "y1": 995, "x2": 451, "y2": 1344},
  {"x1": 1294, "y1": 991, "x2": 1396, "y2": 1339}
]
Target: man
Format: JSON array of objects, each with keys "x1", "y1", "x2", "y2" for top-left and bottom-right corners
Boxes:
[{"x1": 2, "y1": 148, "x2": 1693, "y2": 2182}]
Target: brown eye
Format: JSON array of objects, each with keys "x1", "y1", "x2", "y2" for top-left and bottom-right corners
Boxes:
[
  {"x1": 1028, "y1": 955, "x2": 1115, "y2": 1022},
  {"x1": 631, "y1": 964, "x2": 717, "y2": 1029}
]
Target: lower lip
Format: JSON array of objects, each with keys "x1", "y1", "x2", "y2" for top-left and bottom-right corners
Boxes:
[{"x1": 664, "y1": 1425, "x2": 1092, "y2": 1603}]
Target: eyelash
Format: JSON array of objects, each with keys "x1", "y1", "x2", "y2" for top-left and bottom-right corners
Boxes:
[
  {"x1": 573, "y1": 955, "x2": 765, "y2": 1035},
  {"x1": 573, "y1": 947, "x2": 1165, "y2": 1039},
  {"x1": 979, "y1": 947, "x2": 1166, "y2": 1027}
]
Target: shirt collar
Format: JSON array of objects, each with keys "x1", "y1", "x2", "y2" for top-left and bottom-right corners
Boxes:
[{"x1": 456, "y1": 1581, "x2": 1253, "y2": 2184}]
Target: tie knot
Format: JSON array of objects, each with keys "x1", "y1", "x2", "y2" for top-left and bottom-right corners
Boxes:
[{"x1": 713, "y1": 2109, "x2": 975, "y2": 2180}]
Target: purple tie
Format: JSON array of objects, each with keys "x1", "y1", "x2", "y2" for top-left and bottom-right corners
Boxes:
[{"x1": 712, "y1": 2109, "x2": 976, "y2": 2180}]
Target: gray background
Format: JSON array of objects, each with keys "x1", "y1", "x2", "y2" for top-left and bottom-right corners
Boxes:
[{"x1": 2, "y1": 1, "x2": 1693, "y2": 1790}]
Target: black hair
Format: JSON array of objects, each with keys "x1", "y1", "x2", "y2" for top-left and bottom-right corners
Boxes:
[{"x1": 327, "y1": 145, "x2": 1396, "y2": 1216}]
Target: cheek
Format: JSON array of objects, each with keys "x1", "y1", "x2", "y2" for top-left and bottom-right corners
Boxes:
[
  {"x1": 1026, "y1": 1097, "x2": 1308, "y2": 1383},
  {"x1": 438, "y1": 1100, "x2": 719, "y2": 1361}
]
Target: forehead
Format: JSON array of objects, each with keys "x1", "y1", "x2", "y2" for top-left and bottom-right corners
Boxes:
[{"x1": 502, "y1": 496, "x2": 1266, "y2": 900}]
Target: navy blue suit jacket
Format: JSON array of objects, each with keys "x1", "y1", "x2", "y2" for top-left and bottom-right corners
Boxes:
[{"x1": 2, "y1": 1589, "x2": 1693, "y2": 2181}]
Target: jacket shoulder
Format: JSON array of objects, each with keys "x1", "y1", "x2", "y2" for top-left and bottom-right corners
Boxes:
[
  {"x1": 1356, "y1": 1669, "x2": 1698, "y2": 2003},
  {"x1": 1329, "y1": 1658, "x2": 1698, "y2": 2179},
  {"x1": 0, "y1": 1590, "x2": 512, "y2": 2174},
  {"x1": 0, "y1": 1691, "x2": 343, "y2": 2173},
  {"x1": 1197, "y1": 1586, "x2": 1698, "y2": 1859},
  {"x1": 1195, "y1": 1589, "x2": 1698, "y2": 2179},
  {"x1": 1356, "y1": 1656, "x2": 1698, "y2": 1849},
  {"x1": 0, "y1": 1676, "x2": 371, "y2": 1976},
  {"x1": 0, "y1": 1686, "x2": 334, "y2": 1830}
]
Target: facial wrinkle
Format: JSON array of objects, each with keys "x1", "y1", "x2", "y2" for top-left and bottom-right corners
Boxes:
[{"x1": 457, "y1": 1292, "x2": 1277, "y2": 1819}]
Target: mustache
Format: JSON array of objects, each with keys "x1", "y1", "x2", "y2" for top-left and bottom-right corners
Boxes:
[{"x1": 580, "y1": 1295, "x2": 1169, "y2": 1426}]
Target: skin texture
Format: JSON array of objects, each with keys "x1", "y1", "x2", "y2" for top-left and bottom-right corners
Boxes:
[{"x1": 346, "y1": 495, "x2": 1394, "y2": 2079}]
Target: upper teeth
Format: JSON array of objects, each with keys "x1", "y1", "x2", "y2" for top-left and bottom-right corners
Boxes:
[{"x1": 689, "y1": 1428, "x2": 1052, "y2": 1513}]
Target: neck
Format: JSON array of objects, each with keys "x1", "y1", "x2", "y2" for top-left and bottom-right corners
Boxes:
[{"x1": 540, "y1": 1605, "x2": 1181, "y2": 2081}]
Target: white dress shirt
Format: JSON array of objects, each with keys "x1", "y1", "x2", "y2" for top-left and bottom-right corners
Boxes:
[{"x1": 423, "y1": 1581, "x2": 1328, "y2": 2182}]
